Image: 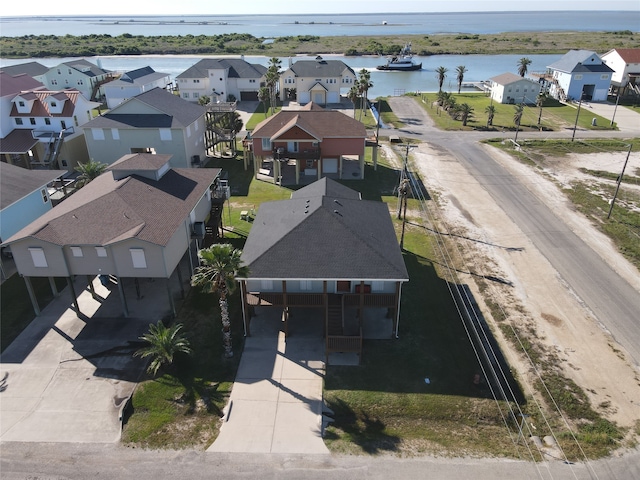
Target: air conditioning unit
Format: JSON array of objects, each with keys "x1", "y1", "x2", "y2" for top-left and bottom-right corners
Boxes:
[{"x1": 192, "y1": 222, "x2": 205, "y2": 239}]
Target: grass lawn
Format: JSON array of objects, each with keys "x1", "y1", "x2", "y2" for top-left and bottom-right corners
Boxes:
[{"x1": 412, "y1": 92, "x2": 616, "y2": 132}]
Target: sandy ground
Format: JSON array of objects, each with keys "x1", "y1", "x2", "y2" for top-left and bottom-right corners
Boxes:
[{"x1": 384, "y1": 142, "x2": 640, "y2": 431}]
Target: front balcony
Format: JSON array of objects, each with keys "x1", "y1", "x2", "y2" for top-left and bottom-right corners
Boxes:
[{"x1": 273, "y1": 146, "x2": 320, "y2": 161}]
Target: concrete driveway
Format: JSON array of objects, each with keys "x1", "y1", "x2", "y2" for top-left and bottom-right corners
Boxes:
[
  {"x1": 208, "y1": 307, "x2": 329, "y2": 454},
  {"x1": 0, "y1": 266, "x2": 189, "y2": 443}
]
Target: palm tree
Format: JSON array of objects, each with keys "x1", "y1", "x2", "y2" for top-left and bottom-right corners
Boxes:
[
  {"x1": 435, "y1": 66, "x2": 448, "y2": 92},
  {"x1": 485, "y1": 104, "x2": 496, "y2": 127},
  {"x1": 75, "y1": 160, "x2": 107, "y2": 187},
  {"x1": 347, "y1": 85, "x2": 360, "y2": 117},
  {"x1": 455, "y1": 65, "x2": 468, "y2": 94},
  {"x1": 134, "y1": 321, "x2": 192, "y2": 376},
  {"x1": 456, "y1": 103, "x2": 474, "y2": 126},
  {"x1": 191, "y1": 244, "x2": 249, "y2": 358},
  {"x1": 517, "y1": 57, "x2": 532, "y2": 77},
  {"x1": 358, "y1": 69, "x2": 372, "y2": 117},
  {"x1": 536, "y1": 92, "x2": 547, "y2": 126},
  {"x1": 258, "y1": 87, "x2": 270, "y2": 115},
  {"x1": 265, "y1": 57, "x2": 281, "y2": 115},
  {"x1": 197, "y1": 95, "x2": 211, "y2": 106}
]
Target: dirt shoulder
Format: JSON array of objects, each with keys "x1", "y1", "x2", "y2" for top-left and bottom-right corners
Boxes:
[{"x1": 401, "y1": 141, "x2": 640, "y2": 430}]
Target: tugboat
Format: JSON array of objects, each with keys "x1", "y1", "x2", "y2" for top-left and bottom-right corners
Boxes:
[{"x1": 376, "y1": 43, "x2": 422, "y2": 71}]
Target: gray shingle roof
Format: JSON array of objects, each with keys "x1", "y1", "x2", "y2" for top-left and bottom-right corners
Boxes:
[
  {"x1": 176, "y1": 58, "x2": 267, "y2": 79},
  {"x1": 61, "y1": 59, "x2": 111, "y2": 77},
  {"x1": 0, "y1": 162, "x2": 65, "y2": 210},
  {"x1": 548, "y1": 50, "x2": 614, "y2": 74},
  {"x1": 106, "y1": 67, "x2": 170, "y2": 86},
  {"x1": 83, "y1": 87, "x2": 205, "y2": 129},
  {"x1": 288, "y1": 59, "x2": 355, "y2": 78},
  {"x1": 0, "y1": 61, "x2": 49, "y2": 78},
  {"x1": 241, "y1": 178, "x2": 408, "y2": 281},
  {"x1": 3, "y1": 166, "x2": 221, "y2": 247}
]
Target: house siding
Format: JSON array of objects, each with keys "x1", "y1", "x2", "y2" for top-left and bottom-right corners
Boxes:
[
  {"x1": 10, "y1": 240, "x2": 70, "y2": 277},
  {"x1": 0, "y1": 190, "x2": 52, "y2": 242}
]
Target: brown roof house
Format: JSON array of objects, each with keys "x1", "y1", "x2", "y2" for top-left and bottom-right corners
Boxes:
[
  {"x1": 249, "y1": 102, "x2": 367, "y2": 185},
  {"x1": 2, "y1": 153, "x2": 224, "y2": 317},
  {"x1": 237, "y1": 177, "x2": 409, "y2": 363}
]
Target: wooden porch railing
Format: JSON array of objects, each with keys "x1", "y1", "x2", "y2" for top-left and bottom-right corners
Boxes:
[{"x1": 326, "y1": 328, "x2": 363, "y2": 356}]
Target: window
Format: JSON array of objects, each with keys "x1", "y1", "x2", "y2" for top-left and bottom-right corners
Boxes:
[
  {"x1": 193, "y1": 92, "x2": 199, "y2": 98},
  {"x1": 95, "y1": 246, "x2": 107, "y2": 257},
  {"x1": 186, "y1": 125, "x2": 191, "y2": 138},
  {"x1": 300, "y1": 280, "x2": 312, "y2": 291},
  {"x1": 193, "y1": 79, "x2": 200, "y2": 83},
  {"x1": 111, "y1": 128, "x2": 119, "y2": 140},
  {"x1": 70, "y1": 246, "x2": 83, "y2": 257},
  {"x1": 41, "y1": 188, "x2": 48, "y2": 203},
  {"x1": 601, "y1": 74, "x2": 609, "y2": 80},
  {"x1": 260, "y1": 279, "x2": 273, "y2": 290},
  {"x1": 29, "y1": 118, "x2": 36, "y2": 125},
  {"x1": 50, "y1": 101, "x2": 56, "y2": 107},
  {"x1": 130, "y1": 248, "x2": 147, "y2": 268},
  {"x1": 15, "y1": 118, "x2": 23, "y2": 125},
  {"x1": 262, "y1": 138, "x2": 271, "y2": 150},
  {"x1": 159, "y1": 129, "x2": 172, "y2": 141},
  {"x1": 77, "y1": 79, "x2": 83, "y2": 85},
  {"x1": 60, "y1": 120, "x2": 66, "y2": 129},
  {"x1": 249, "y1": 79, "x2": 256, "y2": 83},
  {"x1": 18, "y1": 100, "x2": 25, "y2": 107},
  {"x1": 183, "y1": 92, "x2": 189, "y2": 98},
  {"x1": 45, "y1": 118, "x2": 51, "y2": 125},
  {"x1": 574, "y1": 74, "x2": 583, "y2": 80},
  {"x1": 68, "y1": 69, "x2": 72, "y2": 74},
  {"x1": 92, "y1": 128, "x2": 105, "y2": 140},
  {"x1": 29, "y1": 248, "x2": 48, "y2": 267},
  {"x1": 57, "y1": 69, "x2": 61, "y2": 74},
  {"x1": 51, "y1": 79, "x2": 58, "y2": 85},
  {"x1": 73, "y1": 115, "x2": 78, "y2": 127}
]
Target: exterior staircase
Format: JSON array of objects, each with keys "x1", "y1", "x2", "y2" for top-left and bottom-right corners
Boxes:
[{"x1": 327, "y1": 294, "x2": 343, "y2": 336}]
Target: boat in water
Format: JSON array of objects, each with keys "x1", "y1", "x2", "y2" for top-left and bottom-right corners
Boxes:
[{"x1": 376, "y1": 43, "x2": 422, "y2": 71}]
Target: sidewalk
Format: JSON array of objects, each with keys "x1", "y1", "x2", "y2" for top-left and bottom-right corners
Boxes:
[{"x1": 208, "y1": 308, "x2": 329, "y2": 454}]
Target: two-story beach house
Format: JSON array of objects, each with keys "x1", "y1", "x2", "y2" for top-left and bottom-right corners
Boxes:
[
  {"x1": 82, "y1": 87, "x2": 208, "y2": 169},
  {"x1": 249, "y1": 103, "x2": 367, "y2": 185},
  {"x1": 279, "y1": 57, "x2": 357, "y2": 104},
  {"x1": 2, "y1": 154, "x2": 223, "y2": 317},
  {"x1": 488, "y1": 72, "x2": 543, "y2": 104},
  {"x1": 176, "y1": 58, "x2": 267, "y2": 102},
  {"x1": 601, "y1": 48, "x2": 640, "y2": 97},
  {"x1": 238, "y1": 177, "x2": 409, "y2": 362},
  {"x1": 547, "y1": 50, "x2": 613, "y2": 102},
  {"x1": 38, "y1": 59, "x2": 113, "y2": 102}
]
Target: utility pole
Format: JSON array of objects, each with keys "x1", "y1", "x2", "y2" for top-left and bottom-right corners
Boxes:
[
  {"x1": 571, "y1": 91, "x2": 584, "y2": 142},
  {"x1": 396, "y1": 144, "x2": 415, "y2": 219},
  {"x1": 607, "y1": 144, "x2": 632, "y2": 219},
  {"x1": 610, "y1": 92, "x2": 620, "y2": 127}
]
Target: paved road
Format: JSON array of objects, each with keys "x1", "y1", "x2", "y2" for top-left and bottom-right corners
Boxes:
[{"x1": 385, "y1": 96, "x2": 640, "y2": 366}]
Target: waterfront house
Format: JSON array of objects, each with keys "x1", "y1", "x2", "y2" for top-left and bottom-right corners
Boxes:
[
  {"x1": 176, "y1": 58, "x2": 267, "y2": 102},
  {"x1": 39, "y1": 59, "x2": 112, "y2": 102},
  {"x1": 546, "y1": 50, "x2": 613, "y2": 102},
  {"x1": 1, "y1": 154, "x2": 223, "y2": 317},
  {"x1": 82, "y1": 87, "x2": 208, "y2": 169},
  {"x1": 0, "y1": 62, "x2": 49, "y2": 83},
  {"x1": 488, "y1": 72, "x2": 542, "y2": 104},
  {"x1": 601, "y1": 48, "x2": 640, "y2": 97},
  {"x1": 249, "y1": 102, "x2": 367, "y2": 185},
  {"x1": 102, "y1": 66, "x2": 173, "y2": 109},
  {"x1": 238, "y1": 177, "x2": 409, "y2": 362},
  {"x1": 279, "y1": 57, "x2": 357, "y2": 104}
]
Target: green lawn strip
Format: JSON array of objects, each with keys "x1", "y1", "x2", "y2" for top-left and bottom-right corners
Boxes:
[
  {"x1": 1, "y1": 275, "x2": 66, "y2": 352},
  {"x1": 413, "y1": 92, "x2": 614, "y2": 132}
]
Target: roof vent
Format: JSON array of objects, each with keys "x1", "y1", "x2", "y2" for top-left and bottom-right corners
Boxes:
[{"x1": 333, "y1": 210, "x2": 342, "y2": 216}]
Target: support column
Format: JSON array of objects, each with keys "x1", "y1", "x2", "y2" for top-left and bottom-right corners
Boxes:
[
  {"x1": 359, "y1": 154, "x2": 365, "y2": 179},
  {"x1": 166, "y1": 277, "x2": 176, "y2": 318},
  {"x1": 358, "y1": 281, "x2": 365, "y2": 329},
  {"x1": 48, "y1": 276, "x2": 59, "y2": 297},
  {"x1": 117, "y1": 277, "x2": 130, "y2": 318},
  {"x1": 372, "y1": 144, "x2": 378, "y2": 170},
  {"x1": 240, "y1": 280, "x2": 250, "y2": 337},
  {"x1": 67, "y1": 276, "x2": 80, "y2": 316},
  {"x1": 23, "y1": 276, "x2": 41, "y2": 316},
  {"x1": 282, "y1": 280, "x2": 288, "y2": 337},
  {"x1": 176, "y1": 265, "x2": 185, "y2": 299},
  {"x1": 86, "y1": 275, "x2": 97, "y2": 300}
]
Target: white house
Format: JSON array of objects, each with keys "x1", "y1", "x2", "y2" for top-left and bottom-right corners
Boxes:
[
  {"x1": 176, "y1": 58, "x2": 267, "y2": 102},
  {"x1": 82, "y1": 87, "x2": 208, "y2": 169},
  {"x1": 103, "y1": 66, "x2": 173, "y2": 109},
  {"x1": 488, "y1": 72, "x2": 543, "y2": 104},
  {"x1": 39, "y1": 59, "x2": 112, "y2": 102},
  {"x1": 279, "y1": 57, "x2": 357, "y2": 104},
  {"x1": 601, "y1": 48, "x2": 640, "y2": 97}
]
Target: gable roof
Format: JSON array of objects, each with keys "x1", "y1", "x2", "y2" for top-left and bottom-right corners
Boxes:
[
  {"x1": 241, "y1": 178, "x2": 408, "y2": 281},
  {"x1": 3, "y1": 166, "x2": 221, "y2": 247},
  {"x1": 106, "y1": 67, "x2": 170, "y2": 86},
  {"x1": 490, "y1": 72, "x2": 534, "y2": 85},
  {"x1": 0, "y1": 61, "x2": 48, "y2": 78},
  {"x1": 59, "y1": 59, "x2": 111, "y2": 77},
  {"x1": 604, "y1": 48, "x2": 640, "y2": 64},
  {"x1": 10, "y1": 89, "x2": 96, "y2": 118},
  {"x1": 176, "y1": 58, "x2": 267, "y2": 79},
  {"x1": 83, "y1": 87, "x2": 205, "y2": 129},
  {"x1": 0, "y1": 72, "x2": 45, "y2": 98},
  {"x1": 0, "y1": 162, "x2": 65, "y2": 210},
  {"x1": 251, "y1": 103, "x2": 366, "y2": 140},
  {"x1": 288, "y1": 59, "x2": 355, "y2": 78},
  {"x1": 0, "y1": 129, "x2": 39, "y2": 155},
  {"x1": 548, "y1": 50, "x2": 614, "y2": 74}
]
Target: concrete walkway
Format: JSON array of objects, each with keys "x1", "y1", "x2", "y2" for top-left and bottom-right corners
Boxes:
[{"x1": 208, "y1": 308, "x2": 329, "y2": 454}]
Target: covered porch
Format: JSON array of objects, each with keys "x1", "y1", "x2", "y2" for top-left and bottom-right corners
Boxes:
[{"x1": 255, "y1": 155, "x2": 364, "y2": 186}]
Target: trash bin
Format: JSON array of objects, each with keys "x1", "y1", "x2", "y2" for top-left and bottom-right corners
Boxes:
[{"x1": 592, "y1": 118, "x2": 597, "y2": 126}]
